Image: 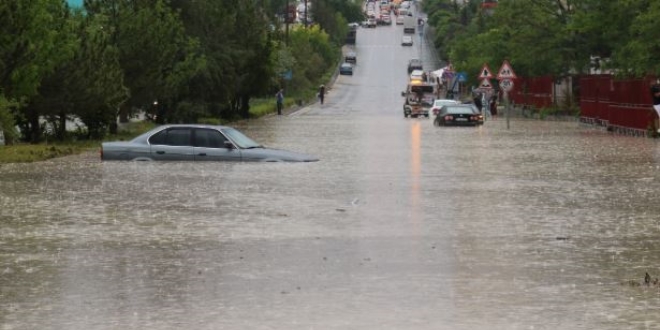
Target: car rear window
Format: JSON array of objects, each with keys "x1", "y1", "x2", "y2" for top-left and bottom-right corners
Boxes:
[
  {"x1": 149, "y1": 127, "x2": 192, "y2": 146},
  {"x1": 446, "y1": 106, "x2": 477, "y2": 114}
]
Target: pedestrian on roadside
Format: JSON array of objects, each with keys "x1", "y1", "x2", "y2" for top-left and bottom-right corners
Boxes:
[
  {"x1": 276, "y1": 89, "x2": 284, "y2": 115},
  {"x1": 490, "y1": 94, "x2": 498, "y2": 116},
  {"x1": 473, "y1": 92, "x2": 483, "y2": 112},
  {"x1": 318, "y1": 85, "x2": 325, "y2": 104},
  {"x1": 650, "y1": 80, "x2": 660, "y2": 132}
]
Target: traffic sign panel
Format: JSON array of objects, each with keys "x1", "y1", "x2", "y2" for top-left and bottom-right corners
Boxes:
[
  {"x1": 479, "y1": 64, "x2": 493, "y2": 79},
  {"x1": 478, "y1": 78, "x2": 493, "y2": 89},
  {"x1": 497, "y1": 60, "x2": 517, "y2": 80},
  {"x1": 499, "y1": 78, "x2": 514, "y2": 92}
]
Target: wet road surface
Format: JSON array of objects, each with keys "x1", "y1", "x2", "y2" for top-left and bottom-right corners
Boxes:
[{"x1": 3, "y1": 11, "x2": 660, "y2": 330}]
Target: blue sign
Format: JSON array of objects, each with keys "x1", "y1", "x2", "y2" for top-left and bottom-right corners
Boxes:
[
  {"x1": 280, "y1": 70, "x2": 292, "y2": 81},
  {"x1": 66, "y1": 0, "x2": 83, "y2": 8},
  {"x1": 456, "y1": 72, "x2": 467, "y2": 83}
]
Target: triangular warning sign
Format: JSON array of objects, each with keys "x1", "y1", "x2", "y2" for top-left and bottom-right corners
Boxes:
[
  {"x1": 497, "y1": 60, "x2": 517, "y2": 80},
  {"x1": 479, "y1": 78, "x2": 493, "y2": 89},
  {"x1": 479, "y1": 64, "x2": 493, "y2": 79}
]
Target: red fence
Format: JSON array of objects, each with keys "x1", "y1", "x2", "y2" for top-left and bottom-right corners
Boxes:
[
  {"x1": 579, "y1": 75, "x2": 655, "y2": 131},
  {"x1": 509, "y1": 74, "x2": 657, "y2": 131},
  {"x1": 510, "y1": 76, "x2": 554, "y2": 109}
]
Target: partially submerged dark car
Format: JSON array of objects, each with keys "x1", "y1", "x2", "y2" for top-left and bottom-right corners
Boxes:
[{"x1": 433, "y1": 105, "x2": 484, "y2": 126}]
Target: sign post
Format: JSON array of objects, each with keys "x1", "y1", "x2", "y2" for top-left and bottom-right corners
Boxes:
[
  {"x1": 477, "y1": 64, "x2": 494, "y2": 120},
  {"x1": 0, "y1": 130, "x2": 4, "y2": 146},
  {"x1": 496, "y1": 60, "x2": 517, "y2": 129}
]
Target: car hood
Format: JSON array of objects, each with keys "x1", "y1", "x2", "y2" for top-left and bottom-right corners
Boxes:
[{"x1": 241, "y1": 147, "x2": 320, "y2": 162}]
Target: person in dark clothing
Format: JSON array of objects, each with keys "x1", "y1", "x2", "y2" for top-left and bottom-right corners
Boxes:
[
  {"x1": 318, "y1": 85, "x2": 325, "y2": 104},
  {"x1": 651, "y1": 80, "x2": 660, "y2": 132},
  {"x1": 276, "y1": 89, "x2": 284, "y2": 115},
  {"x1": 490, "y1": 94, "x2": 498, "y2": 116},
  {"x1": 473, "y1": 93, "x2": 483, "y2": 112}
]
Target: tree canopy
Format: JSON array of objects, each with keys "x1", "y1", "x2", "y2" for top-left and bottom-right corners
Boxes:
[
  {"x1": 0, "y1": 0, "x2": 356, "y2": 143},
  {"x1": 423, "y1": 0, "x2": 660, "y2": 84}
]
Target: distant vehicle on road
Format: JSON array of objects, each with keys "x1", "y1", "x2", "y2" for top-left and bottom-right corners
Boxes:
[
  {"x1": 433, "y1": 105, "x2": 484, "y2": 126},
  {"x1": 407, "y1": 58, "x2": 423, "y2": 73},
  {"x1": 396, "y1": 15, "x2": 405, "y2": 25},
  {"x1": 403, "y1": 15, "x2": 415, "y2": 33},
  {"x1": 345, "y1": 51, "x2": 357, "y2": 63},
  {"x1": 339, "y1": 62, "x2": 354, "y2": 75},
  {"x1": 367, "y1": 18, "x2": 377, "y2": 28},
  {"x1": 101, "y1": 125, "x2": 319, "y2": 162},
  {"x1": 401, "y1": 35, "x2": 413, "y2": 46},
  {"x1": 402, "y1": 80, "x2": 436, "y2": 118}
]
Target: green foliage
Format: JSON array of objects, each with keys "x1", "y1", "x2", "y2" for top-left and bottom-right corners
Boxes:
[
  {"x1": 0, "y1": 93, "x2": 19, "y2": 144},
  {"x1": 0, "y1": 0, "x2": 343, "y2": 148},
  {"x1": 425, "y1": 0, "x2": 660, "y2": 79}
]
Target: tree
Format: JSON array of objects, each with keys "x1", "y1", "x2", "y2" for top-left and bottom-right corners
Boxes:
[{"x1": 0, "y1": 0, "x2": 79, "y2": 142}]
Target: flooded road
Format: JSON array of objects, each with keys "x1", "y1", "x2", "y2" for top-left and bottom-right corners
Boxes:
[{"x1": 3, "y1": 13, "x2": 660, "y2": 330}]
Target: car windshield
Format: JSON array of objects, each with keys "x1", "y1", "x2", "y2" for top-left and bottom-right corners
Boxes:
[{"x1": 221, "y1": 127, "x2": 262, "y2": 149}]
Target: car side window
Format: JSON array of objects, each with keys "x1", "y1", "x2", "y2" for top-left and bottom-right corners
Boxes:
[
  {"x1": 194, "y1": 128, "x2": 227, "y2": 148},
  {"x1": 149, "y1": 128, "x2": 192, "y2": 146}
]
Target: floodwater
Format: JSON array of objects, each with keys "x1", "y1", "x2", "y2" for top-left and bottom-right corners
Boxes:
[{"x1": 4, "y1": 10, "x2": 660, "y2": 330}]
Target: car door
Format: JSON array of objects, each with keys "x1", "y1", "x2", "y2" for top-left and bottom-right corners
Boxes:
[
  {"x1": 192, "y1": 128, "x2": 242, "y2": 161},
  {"x1": 148, "y1": 127, "x2": 194, "y2": 160}
]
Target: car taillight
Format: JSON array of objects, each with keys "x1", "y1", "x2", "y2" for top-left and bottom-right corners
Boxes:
[
  {"x1": 99, "y1": 147, "x2": 103, "y2": 160},
  {"x1": 444, "y1": 115, "x2": 453, "y2": 121}
]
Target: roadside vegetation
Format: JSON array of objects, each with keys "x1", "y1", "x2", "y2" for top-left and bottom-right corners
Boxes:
[
  {"x1": 0, "y1": 0, "x2": 363, "y2": 163},
  {"x1": 422, "y1": 0, "x2": 660, "y2": 83}
]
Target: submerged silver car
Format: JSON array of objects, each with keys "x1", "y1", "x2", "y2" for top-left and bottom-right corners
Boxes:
[{"x1": 101, "y1": 124, "x2": 319, "y2": 162}]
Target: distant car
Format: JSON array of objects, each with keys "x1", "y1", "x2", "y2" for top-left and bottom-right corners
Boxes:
[
  {"x1": 101, "y1": 124, "x2": 319, "y2": 162},
  {"x1": 410, "y1": 69, "x2": 424, "y2": 81},
  {"x1": 401, "y1": 35, "x2": 413, "y2": 46},
  {"x1": 407, "y1": 58, "x2": 423, "y2": 73},
  {"x1": 339, "y1": 62, "x2": 354, "y2": 75},
  {"x1": 396, "y1": 15, "x2": 405, "y2": 25},
  {"x1": 345, "y1": 51, "x2": 357, "y2": 63},
  {"x1": 431, "y1": 99, "x2": 460, "y2": 116},
  {"x1": 433, "y1": 105, "x2": 484, "y2": 126},
  {"x1": 367, "y1": 18, "x2": 377, "y2": 28},
  {"x1": 382, "y1": 14, "x2": 392, "y2": 25}
]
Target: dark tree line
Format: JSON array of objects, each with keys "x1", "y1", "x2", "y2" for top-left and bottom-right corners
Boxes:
[{"x1": 0, "y1": 0, "x2": 363, "y2": 143}]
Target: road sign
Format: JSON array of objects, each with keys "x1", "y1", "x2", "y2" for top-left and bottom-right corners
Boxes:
[
  {"x1": 499, "y1": 78, "x2": 514, "y2": 92},
  {"x1": 478, "y1": 78, "x2": 493, "y2": 89},
  {"x1": 456, "y1": 72, "x2": 467, "y2": 83},
  {"x1": 280, "y1": 70, "x2": 292, "y2": 80},
  {"x1": 479, "y1": 64, "x2": 493, "y2": 79},
  {"x1": 497, "y1": 60, "x2": 517, "y2": 80}
]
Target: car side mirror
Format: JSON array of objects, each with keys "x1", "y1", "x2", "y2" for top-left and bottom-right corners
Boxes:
[
  {"x1": 401, "y1": 91, "x2": 405, "y2": 97},
  {"x1": 223, "y1": 141, "x2": 235, "y2": 149}
]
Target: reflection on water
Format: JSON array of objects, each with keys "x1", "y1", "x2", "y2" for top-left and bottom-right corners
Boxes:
[{"x1": 2, "y1": 118, "x2": 660, "y2": 329}]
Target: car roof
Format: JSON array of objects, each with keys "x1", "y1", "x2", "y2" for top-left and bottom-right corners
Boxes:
[
  {"x1": 341, "y1": 62, "x2": 352, "y2": 67},
  {"x1": 434, "y1": 99, "x2": 459, "y2": 104}
]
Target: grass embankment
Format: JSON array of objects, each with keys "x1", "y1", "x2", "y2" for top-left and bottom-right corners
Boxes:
[{"x1": 0, "y1": 121, "x2": 156, "y2": 164}]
